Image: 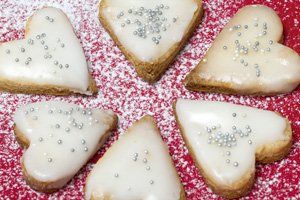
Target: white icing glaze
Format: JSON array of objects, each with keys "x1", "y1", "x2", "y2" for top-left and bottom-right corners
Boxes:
[
  {"x1": 190, "y1": 5, "x2": 300, "y2": 94},
  {"x1": 85, "y1": 116, "x2": 182, "y2": 200},
  {"x1": 175, "y1": 99, "x2": 289, "y2": 185},
  {"x1": 102, "y1": 0, "x2": 198, "y2": 62},
  {"x1": 0, "y1": 7, "x2": 91, "y2": 94},
  {"x1": 14, "y1": 101, "x2": 116, "y2": 189}
]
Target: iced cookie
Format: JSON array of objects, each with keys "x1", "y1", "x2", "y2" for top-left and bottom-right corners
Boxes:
[
  {"x1": 185, "y1": 5, "x2": 300, "y2": 95},
  {"x1": 0, "y1": 7, "x2": 97, "y2": 95},
  {"x1": 174, "y1": 99, "x2": 292, "y2": 199},
  {"x1": 85, "y1": 116, "x2": 185, "y2": 200},
  {"x1": 99, "y1": 0, "x2": 203, "y2": 83},
  {"x1": 14, "y1": 101, "x2": 117, "y2": 192}
]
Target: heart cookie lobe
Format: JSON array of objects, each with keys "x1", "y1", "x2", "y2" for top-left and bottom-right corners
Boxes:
[
  {"x1": 0, "y1": 7, "x2": 97, "y2": 95},
  {"x1": 85, "y1": 116, "x2": 185, "y2": 200},
  {"x1": 185, "y1": 5, "x2": 300, "y2": 95},
  {"x1": 99, "y1": 0, "x2": 203, "y2": 83},
  {"x1": 14, "y1": 101, "x2": 118, "y2": 192},
  {"x1": 174, "y1": 99, "x2": 292, "y2": 199}
]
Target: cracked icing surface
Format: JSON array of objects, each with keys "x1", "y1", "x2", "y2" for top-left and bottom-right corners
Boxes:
[{"x1": 0, "y1": 0, "x2": 299, "y2": 199}]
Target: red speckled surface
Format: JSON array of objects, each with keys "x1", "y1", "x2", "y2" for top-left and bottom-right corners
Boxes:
[{"x1": 0, "y1": 0, "x2": 299, "y2": 199}]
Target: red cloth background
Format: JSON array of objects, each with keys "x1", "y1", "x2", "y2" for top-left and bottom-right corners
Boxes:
[{"x1": 0, "y1": 0, "x2": 299, "y2": 199}]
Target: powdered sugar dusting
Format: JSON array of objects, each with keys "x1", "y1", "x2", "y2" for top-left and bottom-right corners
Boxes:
[{"x1": 0, "y1": 0, "x2": 299, "y2": 199}]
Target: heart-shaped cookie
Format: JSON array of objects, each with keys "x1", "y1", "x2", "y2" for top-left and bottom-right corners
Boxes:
[
  {"x1": 99, "y1": 0, "x2": 203, "y2": 83},
  {"x1": 14, "y1": 101, "x2": 117, "y2": 192},
  {"x1": 185, "y1": 5, "x2": 300, "y2": 95},
  {"x1": 174, "y1": 99, "x2": 292, "y2": 199},
  {"x1": 85, "y1": 116, "x2": 185, "y2": 200},
  {"x1": 0, "y1": 7, "x2": 97, "y2": 95}
]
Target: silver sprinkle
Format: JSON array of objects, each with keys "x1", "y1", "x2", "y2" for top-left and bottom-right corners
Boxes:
[
  {"x1": 44, "y1": 45, "x2": 48, "y2": 50},
  {"x1": 81, "y1": 139, "x2": 86, "y2": 144},
  {"x1": 48, "y1": 158, "x2": 53, "y2": 162},
  {"x1": 71, "y1": 148, "x2": 75, "y2": 152},
  {"x1": 150, "y1": 180, "x2": 154, "y2": 185},
  {"x1": 248, "y1": 140, "x2": 253, "y2": 145},
  {"x1": 39, "y1": 137, "x2": 43, "y2": 142},
  {"x1": 114, "y1": 173, "x2": 119, "y2": 178},
  {"x1": 65, "y1": 127, "x2": 70, "y2": 132},
  {"x1": 144, "y1": 150, "x2": 149, "y2": 154},
  {"x1": 232, "y1": 113, "x2": 237, "y2": 117},
  {"x1": 55, "y1": 124, "x2": 60, "y2": 129},
  {"x1": 146, "y1": 166, "x2": 151, "y2": 171},
  {"x1": 21, "y1": 48, "x2": 25, "y2": 52},
  {"x1": 25, "y1": 61, "x2": 29, "y2": 65},
  {"x1": 223, "y1": 46, "x2": 227, "y2": 50},
  {"x1": 226, "y1": 159, "x2": 230, "y2": 164},
  {"x1": 57, "y1": 139, "x2": 62, "y2": 144},
  {"x1": 6, "y1": 49, "x2": 10, "y2": 54},
  {"x1": 143, "y1": 158, "x2": 147, "y2": 163},
  {"x1": 84, "y1": 147, "x2": 88, "y2": 152},
  {"x1": 42, "y1": 33, "x2": 46, "y2": 37},
  {"x1": 59, "y1": 64, "x2": 63, "y2": 69},
  {"x1": 65, "y1": 64, "x2": 69, "y2": 68},
  {"x1": 226, "y1": 151, "x2": 231, "y2": 156},
  {"x1": 233, "y1": 162, "x2": 239, "y2": 167},
  {"x1": 54, "y1": 61, "x2": 58, "y2": 65}
]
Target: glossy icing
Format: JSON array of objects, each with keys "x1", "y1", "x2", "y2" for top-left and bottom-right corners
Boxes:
[
  {"x1": 175, "y1": 99, "x2": 289, "y2": 185},
  {"x1": 0, "y1": 7, "x2": 92, "y2": 94},
  {"x1": 14, "y1": 101, "x2": 116, "y2": 189},
  {"x1": 187, "y1": 5, "x2": 300, "y2": 94},
  {"x1": 102, "y1": 0, "x2": 198, "y2": 62},
  {"x1": 85, "y1": 116, "x2": 182, "y2": 200}
]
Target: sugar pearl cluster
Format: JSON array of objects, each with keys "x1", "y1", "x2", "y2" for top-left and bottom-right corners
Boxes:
[
  {"x1": 24, "y1": 105, "x2": 99, "y2": 163},
  {"x1": 113, "y1": 149, "x2": 153, "y2": 190},
  {"x1": 203, "y1": 112, "x2": 253, "y2": 167},
  {"x1": 4, "y1": 15, "x2": 70, "y2": 74},
  {"x1": 222, "y1": 17, "x2": 275, "y2": 77},
  {"x1": 116, "y1": 4, "x2": 177, "y2": 45}
]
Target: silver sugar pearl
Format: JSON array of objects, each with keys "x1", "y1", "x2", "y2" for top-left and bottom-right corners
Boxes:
[
  {"x1": 48, "y1": 158, "x2": 53, "y2": 162},
  {"x1": 57, "y1": 139, "x2": 62, "y2": 144},
  {"x1": 233, "y1": 162, "x2": 239, "y2": 167},
  {"x1": 84, "y1": 147, "x2": 88, "y2": 152}
]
